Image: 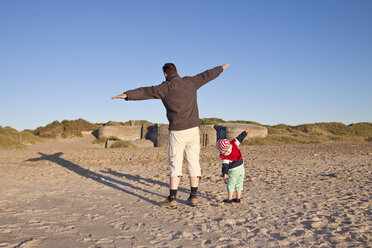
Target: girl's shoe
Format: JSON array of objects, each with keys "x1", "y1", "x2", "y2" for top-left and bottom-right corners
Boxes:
[
  {"x1": 233, "y1": 199, "x2": 241, "y2": 203},
  {"x1": 223, "y1": 199, "x2": 233, "y2": 204}
]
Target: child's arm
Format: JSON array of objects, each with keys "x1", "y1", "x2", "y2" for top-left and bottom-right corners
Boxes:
[
  {"x1": 223, "y1": 174, "x2": 228, "y2": 182},
  {"x1": 234, "y1": 129, "x2": 251, "y2": 146},
  {"x1": 221, "y1": 160, "x2": 229, "y2": 176}
]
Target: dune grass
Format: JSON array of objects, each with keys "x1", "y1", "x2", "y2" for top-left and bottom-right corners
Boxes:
[
  {"x1": 242, "y1": 122, "x2": 372, "y2": 145},
  {"x1": 104, "y1": 120, "x2": 153, "y2": 126},
  {"x1": 0, "y1": 126, "x2": 42, "y2": 149},
  {"x1": 201, "y1": 118, "x2": 372, "y2": 145},
  {"x1": 200, "y1": 118, "x2": 226, "y2": 125},
  {"x1": 33, "y1": 119, "x2": 99, "y2": 138},
  {"x1": 110, "y1": 140, "x2": 136, "y2": 148},
  {"x1": 93, "y1": 136, "x2": 120, "y2": 144},
  {"x1": 200, "y1": 118, "x2": 262, "y2": 126},
  {"x1": 93, "y1": 136, "x2": 135, "y2": 148}
]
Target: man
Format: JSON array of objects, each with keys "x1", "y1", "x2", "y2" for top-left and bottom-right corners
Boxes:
[{"x1": 112, "y1": 62, "x2": 230, "y2": 207}]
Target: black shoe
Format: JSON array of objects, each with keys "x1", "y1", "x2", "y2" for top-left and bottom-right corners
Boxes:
[
  {"x1": 233, "y1": 199, "x2": 241, "y2": 203},
  {"x1": 187, "y1": 196, "x2": 198, "y2": 206},
  {"x1": 223, "y1": 199, "x2": 233, "y2": 204},
  {"x1": 160, "y1": 195, "x2": 177, "y2": 208}
]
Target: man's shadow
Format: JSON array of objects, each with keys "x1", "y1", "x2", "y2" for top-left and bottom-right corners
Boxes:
[
  {"x1": 101, "y1": 170, "x2": 210, "y2": 204},
  {"x1": 101, "y1": 170, "x2": 196, "y2": 197},
  {"x1": 26, "y1": 152, "x2": 167, "y2": 206}
]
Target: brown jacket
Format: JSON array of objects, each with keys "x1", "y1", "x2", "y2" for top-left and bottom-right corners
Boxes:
[{"x1": 125, "y1": 66, "x2": 224, "y2": 131}]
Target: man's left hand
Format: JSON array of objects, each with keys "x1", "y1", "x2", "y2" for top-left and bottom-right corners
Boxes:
[
  {"x1": 222, "y1": 63, "x2": 230, "y2": 69},
  {"x1": 111, "y1": 93, "x2": 127, "y2": 100}
]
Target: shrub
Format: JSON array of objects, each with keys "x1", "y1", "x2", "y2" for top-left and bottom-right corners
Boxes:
[{"x1": 33, "y1": 121, "x2": 64, "y2": 138}]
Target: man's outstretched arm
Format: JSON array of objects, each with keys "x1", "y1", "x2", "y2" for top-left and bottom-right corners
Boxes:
[
  {"x1": 111, "y1": 82, "x2": 170, "y2": 101},
  {"x1": 192, "y1": 63, "x2": 230, "y2": 89}
]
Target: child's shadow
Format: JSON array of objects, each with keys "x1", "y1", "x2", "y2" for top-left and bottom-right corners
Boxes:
[{"x1": 26, "y1": 152, "x2": 166, "y2": 206}]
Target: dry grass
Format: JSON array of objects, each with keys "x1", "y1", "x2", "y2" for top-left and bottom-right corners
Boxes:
[
  {"x1": 200, "y1": 118, "x2": 262, "y2": 126},
  {"x1": 110, "y1": 140, "x2": 136, "y2": 148},
  {"x1": 0, "y1": 126, "x2": 42, "y2": 149},
  {"x1": 242, "y1": 122, "x2": 372, "y2": 145},
  {"x1": 104, "y1": 120, "x2": 153, "y2": 126},
  {"x1": 92, "y1": 136, "x2": 120, "y2": 144},
  {"x1": 201, "y1": 118, "x2": 372, "y2": 145},
  {"x1": 33, "y1": 119, "x2": 98, "y2": 138}
]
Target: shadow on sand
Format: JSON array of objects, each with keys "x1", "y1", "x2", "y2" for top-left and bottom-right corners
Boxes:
[
  {"x1": 100, "y1": 169, "x2": 207, "y2": 205},
  {"x1": 26, "y1": 152, "x2": 170, "y2": 206}
]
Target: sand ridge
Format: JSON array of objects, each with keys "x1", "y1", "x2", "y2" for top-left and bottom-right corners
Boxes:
[{"x1": 0, "y1": 134, "x2": 371, "y2": 247}]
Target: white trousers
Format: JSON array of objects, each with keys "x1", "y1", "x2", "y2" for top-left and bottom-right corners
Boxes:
[{"x1": 168, "y1": 126, "x2": 201, "y2": 177}]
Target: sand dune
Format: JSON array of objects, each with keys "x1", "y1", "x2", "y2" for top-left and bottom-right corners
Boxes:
[{"x1": 0, "y1": 134, "x2": 371, "y2": 247}]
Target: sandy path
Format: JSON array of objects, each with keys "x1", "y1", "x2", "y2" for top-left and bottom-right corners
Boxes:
[{"x1": 0, "y1": 135, "x2": 371, "y2": 247}]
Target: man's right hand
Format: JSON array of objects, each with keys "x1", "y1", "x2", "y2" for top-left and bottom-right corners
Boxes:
[
  {"x1": 222, "y1": 63, "x2": 230, "y2": 69},
  {"x1": 111, "y1": 93, "x2": 127, "y2": 100}
]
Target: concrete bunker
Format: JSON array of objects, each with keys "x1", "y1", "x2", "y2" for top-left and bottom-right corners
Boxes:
[{"x1": 97, "y1": 122, "x2": 268, "y2": 147}]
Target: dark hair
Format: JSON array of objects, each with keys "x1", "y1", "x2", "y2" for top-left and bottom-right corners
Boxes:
[{"x1": 162, "y1": 63, "x2": 177, "y2": 75}]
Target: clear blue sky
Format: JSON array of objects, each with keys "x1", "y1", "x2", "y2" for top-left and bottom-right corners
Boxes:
[{"x1": 1, "y1": 0, "x2": 371, "y2": 131}]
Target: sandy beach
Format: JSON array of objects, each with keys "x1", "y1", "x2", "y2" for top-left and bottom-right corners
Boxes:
[{"x1": 0, "y1": 133, "x2": 371, "y2": 247}]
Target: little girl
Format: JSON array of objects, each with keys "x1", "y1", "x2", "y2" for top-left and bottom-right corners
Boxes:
[{"x1": 216, "y1": 129, "x2": 251, "y2": 203}]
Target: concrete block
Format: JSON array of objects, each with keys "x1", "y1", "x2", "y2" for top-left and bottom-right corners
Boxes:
[
  {"x1": 155, "y1": 124, "x2": 169, "y2": 147},
  {"x1": 98, "y1": 125, "x2": 141, "y2": 141},
  {"x1": 216, "y1": 123, "x2": 268, "y2": 141},
  {"x1": 199, "y1": 125, "x2": 217, "y2": 146}
]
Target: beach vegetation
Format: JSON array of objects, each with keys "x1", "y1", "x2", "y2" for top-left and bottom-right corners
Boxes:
[
  {"x1": 229, "y1": 120, "x2": 263, "y2": 126},
  {"x1": 33, "y1": 121, "x2": 64, "y2": 138},
  {"x1": 242, "y1": 122, "x2": 372, "y2": 145},
  {"x1": 93, "y1": 136, "x2": 120, "y2": 144},
  {"x1": 110, "y1": 140, "x2": 136, "y2": 148},
  {"x1": 104, "y1": 120, "x2": 153, "y2": 126},
  {"x1": 200, "y1": 118, "x2": 262, "y2": 126},
  {"x1": 200, "y1": 118, "x2": 226, "y2": 125},
  {"x1": 104, "y1": 121, "x2": 128, "y2": 126},
  {"x1": 0, "y1": 126, "x2": 42, "y2": 149},
  {"x1": 33, "y1": 119, "x2": 98, "y2": 139}
]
